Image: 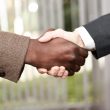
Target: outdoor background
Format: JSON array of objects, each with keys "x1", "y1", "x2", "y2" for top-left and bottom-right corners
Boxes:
[{"x1": 0, "y1": 0, "x2": 110, "y2": 110}]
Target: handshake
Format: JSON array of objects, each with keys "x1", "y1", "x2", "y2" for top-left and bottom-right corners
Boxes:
[{"x1": 25, "y1": 29, "x2": 88, "y2": 78}]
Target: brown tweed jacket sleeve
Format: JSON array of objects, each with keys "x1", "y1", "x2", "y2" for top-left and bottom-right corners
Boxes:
[{"x1": 0, "y1": 31, "x2": 30, "y2": 82}]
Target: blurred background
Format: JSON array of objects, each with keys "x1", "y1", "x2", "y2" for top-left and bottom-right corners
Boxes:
[{"x1": 0, "y1": 0, "x2": 110, "y2": 110}]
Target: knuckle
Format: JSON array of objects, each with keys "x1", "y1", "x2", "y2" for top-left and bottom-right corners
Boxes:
[
  {"x1": 74, "y1": 56, "x2": 85, "y2": 66},
  {"x1": 64, "y1": 55, "x2": 74, "y2": 61},
  {"x1": 70, "y1": 55, "x2": 76, "y2": 60},
  {"x1": 80, "y1": 58, "x2": 85, "y2": 66},
  {"x1": 66, "y1": 66, "x2": 75, "y2": 76},
  {"x1": 75, "y1": 66, "x2": 80, "y2": 72},
  {"x1": 68, "y1": 55, "x2": 77, "y2": 62}
]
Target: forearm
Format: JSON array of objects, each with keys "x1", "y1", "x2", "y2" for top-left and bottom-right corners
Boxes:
[
  {"x1": 0, "y1": 31, "x2": 30, "y2": 82},
  {"x1": 84, "y1": 14, "x2": 110, "y2": 58}
]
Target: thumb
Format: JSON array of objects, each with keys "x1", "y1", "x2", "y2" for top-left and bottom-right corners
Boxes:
[
  {"x1": 38, "y1": 68, "x2": 48, "y2": 74},
  {"x1": 38, "y1": 28, "x2": 55, "y2": 42},
  {"x1": 38, "y1": 31, "x2": 57, "y2": 42},
  {"x1": 38, "y1": 34, "x2": 53, "y2": 42}
]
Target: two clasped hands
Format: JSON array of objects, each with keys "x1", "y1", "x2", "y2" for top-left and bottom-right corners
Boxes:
[{"x1": 25, "y1": 29, "x2": 88, "y2": 78}]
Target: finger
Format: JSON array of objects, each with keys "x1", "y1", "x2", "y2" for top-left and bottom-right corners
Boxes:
[
  {"x1": 57, "y1": 66, "x2": 66, "y2": 77},
  {"x1": 70, "y1": 65, "x2": 80, "y2": 72},
  {"x1": 38, "y1": 28, "x2": 55, "y2": 42},
  {"x1": 71, "y1": 56, "x2": 85, "y2": 66},
  {"x1": 62, "y1": 70, "x2": 69, "y2": 78},
  {"x1": 74, "y1": 65, "x2": 81, "y2": 72},
  {"x1": 38, "y1": 29, "x2": 64, "y2": 42},
  {"x1": 79, "y1": 48, "x2": 88, "y2": 58},
  {"x1": 38, "y1": 68, "x2": 48, "y2": 74},
  {"x1": 77, "y1": 57, "x2": 85, "y2": 66},
  {"x1": 67, "y1": 65, "x2": 79, "y2": 76},
  {"x1": 48, "y1": 66, "x2": 60, "y2": 76},
  {"x1": 68, "y1": 69, "x2": 75, "y2": 76},
  {"x1": 38, "y1": 32, "x2": 54, "y2": 42},
  {"x1": 38, "y1": 28, "x2": 55, "y2": 39}
]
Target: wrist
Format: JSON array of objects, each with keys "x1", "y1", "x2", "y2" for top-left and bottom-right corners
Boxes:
[
  {"x1": 25, "y1": 39, "x2": 37, "y2": 65},
  {"x1": 72, "y1": 31, "x2": 85, "y2": 48}
]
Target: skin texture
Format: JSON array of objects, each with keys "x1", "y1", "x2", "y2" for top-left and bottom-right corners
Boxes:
[
  {"x1": 38, "y1": 29, "x2": 87, "y2": 77},
  {"x1": 25, "y1": 38, "x2": 88, "y2": 76}
]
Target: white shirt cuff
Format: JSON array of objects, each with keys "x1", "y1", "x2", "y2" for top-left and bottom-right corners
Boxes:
[{"x1": 75, "y1": 26, "x2": 96, "y2": 50}]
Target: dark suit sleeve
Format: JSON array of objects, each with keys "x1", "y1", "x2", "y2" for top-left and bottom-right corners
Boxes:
[{"x1": 84, "y1": 14, "x2": 110, "y2": 59}]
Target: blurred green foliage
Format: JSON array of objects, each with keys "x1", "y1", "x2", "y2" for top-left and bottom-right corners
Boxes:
[
  {"x1": 67, "y1": 72, "x2": 93, "y2": 103},
  {"x1": 64, "y1": 0, "x2": 79, "y2": 31},
  {"x1": 67, "y1": 73, "x2": 84, "y2": 102},
  {"x1": 64, "y1": 0, "x2": 72, "y2": 31},
  {"x1": 0, "y1": 71, "x2": 93, "y2": 106}
]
